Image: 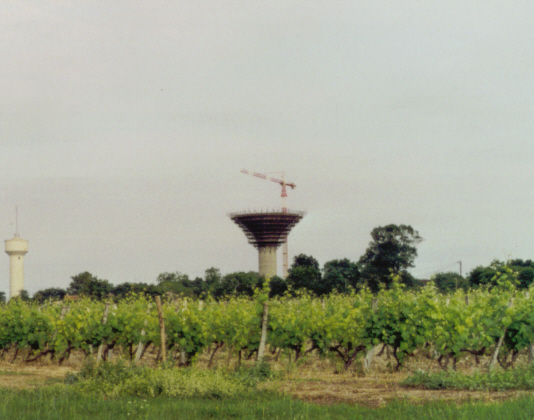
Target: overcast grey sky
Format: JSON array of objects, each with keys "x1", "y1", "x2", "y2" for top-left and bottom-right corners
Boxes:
[{"x1": 2, "y1": 1, "x2": 534, "y2": 294}]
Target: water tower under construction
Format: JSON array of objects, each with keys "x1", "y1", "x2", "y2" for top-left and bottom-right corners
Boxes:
[{"x1": 228, "y1": 210, "x2": 305, "y2": 278}]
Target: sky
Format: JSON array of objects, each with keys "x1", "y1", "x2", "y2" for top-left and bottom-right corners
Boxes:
[{"x1": 1, "y1": 1, "x2": 534, "y2": 295}]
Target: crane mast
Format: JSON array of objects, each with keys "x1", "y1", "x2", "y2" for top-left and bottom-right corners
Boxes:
[{"x1": 241, "y1": 169, "x2": 296, "y2": 278}]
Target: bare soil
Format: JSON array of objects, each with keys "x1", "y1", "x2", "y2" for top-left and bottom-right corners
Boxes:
[
  {"x1": 265, "y1": 348, "x2": 534, "y2": 407},
  {"x1": 0, "y1": 362, "x2": 74, "y2": 389},
  {"x1": 274, "y1": 373, "x2": 531, "y2": 408}
]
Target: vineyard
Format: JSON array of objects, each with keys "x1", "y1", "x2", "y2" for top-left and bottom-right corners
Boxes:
[{"x1": 1, "y1": 277, "x2": 533, "y2": 372}]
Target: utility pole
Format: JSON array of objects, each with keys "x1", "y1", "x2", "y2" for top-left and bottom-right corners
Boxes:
[{"x1": 455, "y1": 261, "x2": 463, "y2": 290}]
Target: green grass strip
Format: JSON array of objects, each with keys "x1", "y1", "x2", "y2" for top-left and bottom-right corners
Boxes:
[
  {"x1": 3, "y1": 387, "x2": 534, "y2": 420},
  {"x1": 402, "y1": 366, "x2": 534, "y2": 391}
]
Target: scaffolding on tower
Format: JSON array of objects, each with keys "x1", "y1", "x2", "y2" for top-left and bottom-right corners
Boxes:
[{"x1": 241, "y1": 169, "x2": 296, "y2": 278}]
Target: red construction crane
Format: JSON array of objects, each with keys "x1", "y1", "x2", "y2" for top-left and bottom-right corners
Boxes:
[{"x1": 241, "y1": 169, "x2": 296, "y2": 277}]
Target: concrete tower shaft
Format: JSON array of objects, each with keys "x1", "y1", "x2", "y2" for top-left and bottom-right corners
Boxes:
[
  {"x1": 228, "y1": 210, "x2": 305, "y2": 278},
  {"x1": 258, "y1": 246, "x2": 278, "y2": 279},
  {"x1": 5, "y1": 237, "x2": 28, "y2": 299}
]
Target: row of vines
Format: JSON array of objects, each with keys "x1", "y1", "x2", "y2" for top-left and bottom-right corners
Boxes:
[{"x1": 1, "y1": 276, "x2": 533, "y2": 370}]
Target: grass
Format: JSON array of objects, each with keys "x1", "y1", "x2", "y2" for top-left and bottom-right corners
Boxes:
[
  {"x1": 0, "y1": 360, "x2": 532, "y2": 419},
  {"x1": 0, "y1": 369, "x2": 32, "y2": 376},
  {"x1": 5, "y1": 351, "x2": 534, "y2": 418},
  {"x1": 64, "y1": 358, "x2": 276, "y2": 398},
  {"x1": 2, "y1": 387, "x2": 534, "y2": 420},
  {"x1": 402, "y1": 365, "x2": 534, "y2": 391}
]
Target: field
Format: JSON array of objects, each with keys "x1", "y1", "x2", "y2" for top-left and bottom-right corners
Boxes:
[
  {"x1": 1, "y1": 345, "x2": 534, "y2": 419},
  {"x1": 3, "y1": 283, "x2": 534, "y2": 418}
]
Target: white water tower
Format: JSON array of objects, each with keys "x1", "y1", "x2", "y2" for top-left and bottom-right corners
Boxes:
[
  {"x1": 5, "y1": 236, "x2": 28, "y2": 299},
  {"x1": 5, "y1": 208, "x2": 28, "y2": 299}
]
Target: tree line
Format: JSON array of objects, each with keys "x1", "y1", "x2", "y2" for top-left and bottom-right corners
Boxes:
[{"x1": 11, "y1": 224, "x2": 534, "y2": 303}]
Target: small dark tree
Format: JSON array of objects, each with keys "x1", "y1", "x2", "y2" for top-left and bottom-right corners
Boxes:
[
  {"x1": 269, "y1": 276, "x2": 288, "y2": 298},
  {"x1": 156, "y1": 272, "x2": 196, "y2": 297},
  {"x1": 286, "y1": 254, "x2": 322, "y2": 295},
  {"x1": 468, "y1": 260, "x2": 504, "y2": 288},
  {"x1": 205, "y1": 267, "x2": 222, "y2": 291},
  {"x1": 156, "y1": 272, "x2": 190, "y2": 285},
  {"x1": 518, "y1": 267, "x2": 534, "y2": 289},
  {"x1": 257, "y1": 275, "x2": 288, "y2": 298},
  {"x1": 358, "y1": 224, "x2": 422, "y2": 292},
  {"x1": 507, "y1": 259, "x2": 534, "y2": 289},
  {"x1": 33, "y1": 288, "x2": 67, "y2": 304},
  {"x1": 111, "y1": 282, "x2": 135, "y2": 298},
  {"x1": 292, "y1": 254, "x2": 320, "y2": 271},
  {"x1": 322, "y1": 259, "x2": 362, "y2": 294},
  {"x1": 468, "y1": 266, "x2": 496, "y2": 288},
  {"x1": 68, "y1": 272, "x2": 113, "y2": 300},
  {"x1": 191, "y1": 277, "x2": 205, "y2": 296},
  {"x1": 212, "y1": 271, "x2": 261, "y2": 298},
  {"x1": 112, "y1": 282, "x2": 161, "y2": 300},
  {"x1": 19, "y1": 290, "x2": 31, "y2": 301},
  {"x1": 509, "y1": 259, "x2": 534, "y2": 269},
  {"x1": 432, "y1": 272, "x2": 468, "y2": 293}
]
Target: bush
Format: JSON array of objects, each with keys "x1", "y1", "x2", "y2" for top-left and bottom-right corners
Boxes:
[
  {"x1": 66, "y1": 360, "x2": 264, "y2": 399},
  {"x1": 234, "y1": 360, "x2": 276, "y2": 386}
]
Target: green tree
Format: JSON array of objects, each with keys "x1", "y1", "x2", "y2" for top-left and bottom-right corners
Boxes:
[
  {"x1": 19, "y1": 290, "x2": 31, "y2": 301},
  {"x1": 204, "y1": 267, "x2": 222, "y2": 290},
  {"x1": 508, "y1": 259, "x2": 534, "y2": 268},
  {"x1": 468, "y1": 266, "x2": 496, "y2": 288},
  {"x1": 431, "y1": 272, "x2": 468, "y2": 293},
  {"x1": 156, "y1": 272, "x2": 196, "y2": 297},
  {"x1": 322, "y1": 258, "x2": 362, "y2": 294},
  {"x1": 292, "y1": 254, "x2": 320, "y2": 271},
  {"x1": 468, "y1": 260, "x2": 506, "y2": 288},
  {"x1": 111, "y1": 282, "x2": 159, "y2": 300},
  {"x1": 256, "y1": 275, "x2": 288, "y2": 298},
  {"x1": 358, "y1": 224, "x2": 423, "y2": 292},
  {"x1": 67, "y1": 272, "x2": 113, "y2": 300},
  {"x1": 468, "y1": 259, "x2": 534, "y2": 290},
  {"x1": 517, "y1": 267, "x2": 534, "y2": 289},
  {"x1": 400, "y1": 271, "x2": 419, "y2": 288},
  {"x1": 286, "y1": 254, "x2": 322, "y2": 295},
  {"x1": 190, "y1": 277, "x2": 205, "y2": 296},
  {"x1": 33, "y1": 287, "x2": 67, "y2": 304},
  {"x1": 267, "y1": 275, "x2": 288, "y2": 298},
  {"x1": 507, "y1": 259, "x2": 534, "y2": 289},
  {"x1": 212, "y1": 271, "x2": 261, "y2": 298},
  {"x1": 156, "y1": 272, "x2": 190, "y2": 285}
]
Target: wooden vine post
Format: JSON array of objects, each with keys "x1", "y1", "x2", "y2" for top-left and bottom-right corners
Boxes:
[
  {"x1": 489, "y1": 298, "x2": 513, "y2": 371},
  {"x1": 526, "y1": 292, "x2": 534, "y2": 364},
  {"x1": 54, "y1": 305, "x2": 70, "y2": 341},
  {"x1": 96, "y1": 302, "x2": 111, "y2": 363},
  {"x1": 47, "y1": 305, "x2": 70, "y2": 362},
  {"x1": 155, "y1": 296, "x2": 166, "y2": 363},
  {"x1": 363, "y1": 299, "x2": 379, "y2": 372},
  {"x1": 257, "y1": 302, "x2": 269, "y2": 361},
  {"x1": 176, "y1": 299, "x2": 187, "y2": 365},
  {"x1": 134, "y1": 303, "x2": 152, "y2": 364}
]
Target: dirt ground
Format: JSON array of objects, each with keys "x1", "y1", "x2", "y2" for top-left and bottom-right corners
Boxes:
[
  {"x1": 275, "y1": 374, "x2": 532, "y2": 408},
  {"x1": 0, "y1": 347, "x2": 532, "y2": 407},
  {"x1": 0, "y1": 363, "x2": 74, "y2": 389},
  {"x1": 265, "y1": 349, "x2": 534, "y2": 407}
]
